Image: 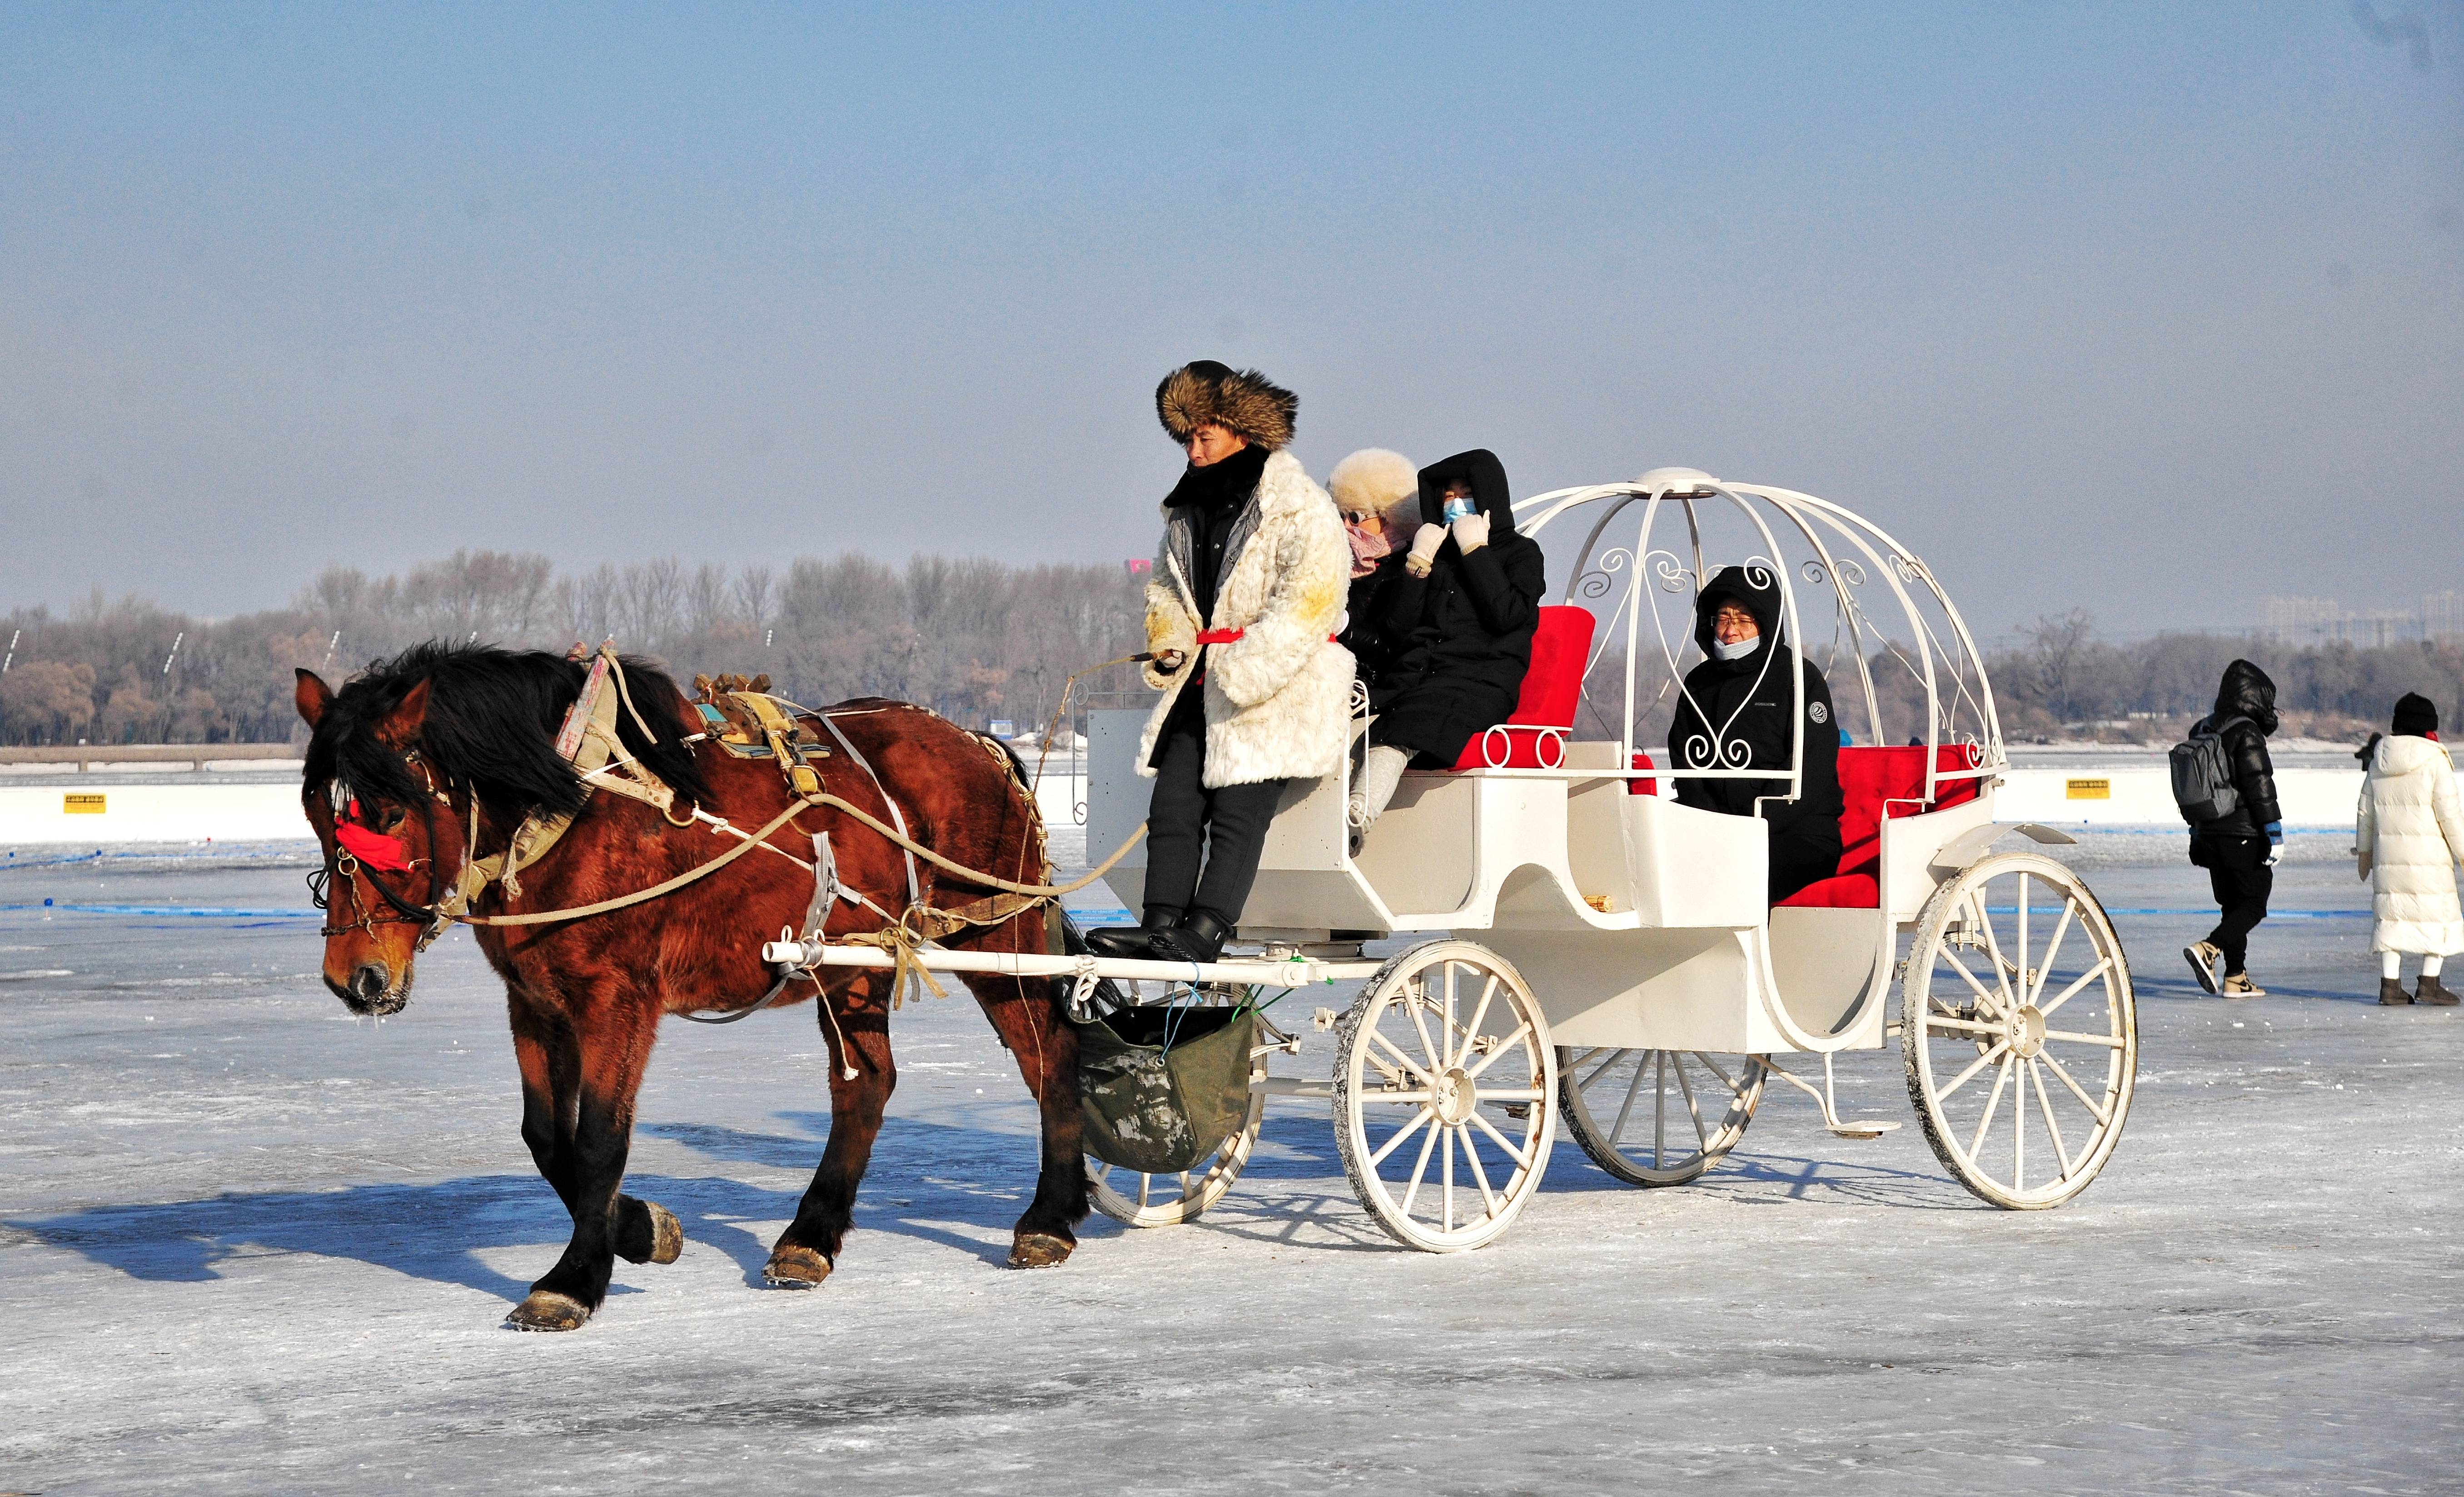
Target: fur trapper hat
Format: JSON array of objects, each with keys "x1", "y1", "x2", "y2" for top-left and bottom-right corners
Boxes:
[
  {"x1": 1327, "y1": 448, "x2": 1420, "y2": 525},
  {"x1": 1155, "y1": 360, "x2": 1297, "y2": 452}
]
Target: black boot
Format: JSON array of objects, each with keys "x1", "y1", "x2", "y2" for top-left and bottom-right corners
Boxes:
[
  {"x1": 2419, "y1": 973, "x2": 2459, "y2": 1007},
  {"x1": 1085, "y1": 906, "x2": 1182, "y2": 959},
  {"x1": 1150, "y1": 908, "x2": 1232, "y2": 964},
  {"x1": 2380, "y1": 977, "x2": 2414, "y2": 1006}
]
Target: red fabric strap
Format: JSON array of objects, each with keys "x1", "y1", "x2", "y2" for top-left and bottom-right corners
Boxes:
[
  {"x1": 1194, "y1": 628, "x2": 1245, "y2": 646},
  {"x1": 334, "y1": 820, "x2": 412, "y2": 873}
]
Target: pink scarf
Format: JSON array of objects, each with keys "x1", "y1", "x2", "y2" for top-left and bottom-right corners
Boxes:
[{"x1": 1345, "y1": 518, "x2": 1391, "y2": 578}]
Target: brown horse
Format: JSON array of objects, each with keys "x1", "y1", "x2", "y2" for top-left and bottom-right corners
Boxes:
[{"x1": 294, "y1": 642, "x2": 1086, "y2": 1331}]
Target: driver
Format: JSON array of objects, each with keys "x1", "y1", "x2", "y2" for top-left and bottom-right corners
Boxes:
[
  {"x1": 1666, "y1": 566, "x2": 1844, "y2": 904},
  {"x1": 1084, "y1": 362, "x2": 1350, "y2": 964}
]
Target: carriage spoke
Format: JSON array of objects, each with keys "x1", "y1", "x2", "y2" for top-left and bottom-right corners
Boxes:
[
  {"x1": 2043, "y1": 1028, "x2": 2125, "y2": 1049},
  {"x1": 1405, "y1": 987, "x2": 1445, "y2": 1075},
  {"x1": 1608, "y1": 1051, "x2": 1650, "y2": 1143},
  {"x1": 2036, "y1": 958, "x2": 2113, "y2": 1020},
  {"x1": 1463, "y1": 1021, "x2": 1533, "y2": 1079},
  {"x1": 1578, "y1": 1048, "x2": 1628, "y2": 1091},
  {"x1": 1940, "y1": 948, "x2": 2010, "y2": 1018},
  {"x1": 2030, "y1": 903, "x2": 2078, "y2": 1008},
  {"x1": 1366, "y1": 1105, "x2": 1437, "y2": 1168},
  {"x1": 1673, "y1": 1053, "x2": 1711, "y2": 1149},
  {"x1": 2029, "y1": 1059, "x2": 2078, "y2": 1181},
  {"x1": 1469, "y1": 1109, "x2": 1533, "y2": 1171},
  {"x1": 2013, "y1": 1058, "x2": 2025, "y2": 1190},
  {"x1": 1693, "y1": 1052, "x2": 1741, "y2": 1091},
  {"x1": 1459, "y1": 1126, "x2": 1501, "y2": 1215},
  {"x1": 1456, "y1": 976, "x2": 1500, "y2": 1070},
  {"x1": 2016, "y1": 873, "x2": 2030, "y2": 1006},
  {"x1": 1479, "y1": 1087, "x2": 1545, "y2": 1103},
  {"x1": 1398, "y1": 1118, "x2": 1443, "y2": 1217},
  {"x1": 1969, "y1": 890, "x2": 2019, "y2": 1006},
  {"x1": 1924, "y1": 1015, "x2": 2001, "y2": 1036},
  {"x1": 1371, "y1": 1029, "x2": 1435, "y2": 1084},
  {"x1": 1443, "y1": 1126, "x2": 1456, "y2": 1233},
  {"x1": 1967, "y1": 1055, "x2": 2012, "y2": 1160},
  {"x1": 2039, "y1": 1051, "x2": 2113, "y2": 1126},
  {"x1": 1443, "y1": 963, "x2": 1459, "y2": 1066},
  {"x1": 1940, "y1": 1039, "x2": 2011, "y2": 1100},
  {"x1": 1653, "y1": 1051, "x2": 1668, "y2": 1167},
  {"x1": 1137, "y1": 1172, "x2": 1153, "y2": 1208}
]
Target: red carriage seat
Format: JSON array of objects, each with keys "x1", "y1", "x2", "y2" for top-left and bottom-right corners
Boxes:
[
  {"x1": 1774, "y1": 745, "x2": 1985, "y2": 908},
  {"x1": 1448, "y1": 606, "x2": 1597, "y2": 770}
]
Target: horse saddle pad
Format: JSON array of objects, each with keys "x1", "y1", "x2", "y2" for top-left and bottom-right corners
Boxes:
[{"x1": 691, "y1": 685, "x2": 831, "y2": 769}]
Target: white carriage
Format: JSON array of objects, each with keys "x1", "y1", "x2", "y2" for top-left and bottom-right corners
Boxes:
[{"x1": 771, "y1": 469, "x2": 2138, "y2": 1252}]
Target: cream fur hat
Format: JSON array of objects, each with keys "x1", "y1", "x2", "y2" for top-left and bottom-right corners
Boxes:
[{"x1": 1327, "y1": 448, "x2": 1420, "y2": 525}]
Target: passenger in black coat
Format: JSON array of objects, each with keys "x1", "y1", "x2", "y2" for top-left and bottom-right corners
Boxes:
[
  {"x1": 1362, "y1": 449, "x2": 1547, "y2": 765},
  {"x1": 1344, "y1": 449, "x2": 1548, "y2": 848},
  {"x1": 2182, "y1": 658, "x2": 2283, "y2": 995},
  {"x1": 1666, "y1": 564, "x2": 1844, "y2": 904}
]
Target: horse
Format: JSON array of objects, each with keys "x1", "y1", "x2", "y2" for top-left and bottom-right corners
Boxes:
[{"x1": 294, "y1": 641, "x2": 1087, "y2": 1331}]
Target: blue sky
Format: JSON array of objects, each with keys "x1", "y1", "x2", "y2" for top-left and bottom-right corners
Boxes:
[{"x1": 1, "y1": 2, "x2": 2457, "y2": 634}]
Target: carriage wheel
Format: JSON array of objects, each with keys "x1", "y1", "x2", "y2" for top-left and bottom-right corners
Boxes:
[
  {"x1": 1902, "y1": 852, "x2": 2136, "y2": 1209},
  {"x1": 1086, "y1": 1065, "x2": 1265, "y2": 1228},
  {"x1": 1086, "y1": 987, "x2": 1267, "y2": 1228},
  {"x1": 1558, "y1": 1048, "x2": 1768, "y2": 1186},
  {"x1": 1334, "y1": 941, "x2": 1557, "y2": 1252}
]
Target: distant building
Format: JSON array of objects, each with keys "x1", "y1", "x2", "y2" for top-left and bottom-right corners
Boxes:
[{"x1": 2260, "y1": 594, "x2": 2459, "y2": 647}]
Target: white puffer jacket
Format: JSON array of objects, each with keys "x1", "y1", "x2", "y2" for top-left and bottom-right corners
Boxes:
[
  {"x1": 1138, "y1": 449, "x2": 1353, "y2": 788},
  {"x1": 2356, "y1": 734, "x2": 2464, "y2": 955}
]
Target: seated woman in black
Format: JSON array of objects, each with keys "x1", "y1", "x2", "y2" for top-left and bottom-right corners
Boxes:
[
  {"x1": 1345, "y1": 449, "x2": 1546, "y2": 846},
  {"x1": 1666, "y1": 565, "x2": 1844, "y2": 904}
]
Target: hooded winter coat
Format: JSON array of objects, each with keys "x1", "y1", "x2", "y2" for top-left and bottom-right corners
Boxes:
[
  {"x1": 1137, "y1": 448, "x2": 1353, "y2": 789},
  {"x1": 2189, "y1": 659, "x2": 2283, "y2": 867},
  {"x1": 1359, "y1": 449, "x2": 1547, "y2": 765},
  {"x1": 2356, "y1": 733, "x2": 2464, "y2": 955},
  {"x1": 1667, "y1": 565, "x2": 1844, "y2": 897}
]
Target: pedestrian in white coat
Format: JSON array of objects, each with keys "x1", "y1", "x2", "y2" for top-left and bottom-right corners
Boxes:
[{"x1": 2356, "y1": 693, "x2": 2464, "y2": 1006}]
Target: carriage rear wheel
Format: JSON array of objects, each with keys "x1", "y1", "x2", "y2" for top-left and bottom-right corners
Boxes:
[
  {"x1": 1903, "y1": 852, "x2": 2136, "y2": 1209},
  {"x1": 1558, "y1": 1048, "x2": 1767, "y2": 1186},
  {"x1": 1334, "y1": 941, "x2": 1557, "y2": 1252}
]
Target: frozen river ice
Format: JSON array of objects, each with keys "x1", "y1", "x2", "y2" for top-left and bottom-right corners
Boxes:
[{"x1": 2, "y1": 833, "x2": 2459, "y2": 1494}]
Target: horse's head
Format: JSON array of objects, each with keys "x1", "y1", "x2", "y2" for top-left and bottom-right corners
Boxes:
[
  {"x1": 296, "y1": 670, "x2": 460, "y2": 1014},
  {"x1": 295, "y1": 642, "x2": 713, "y2": 1017}
]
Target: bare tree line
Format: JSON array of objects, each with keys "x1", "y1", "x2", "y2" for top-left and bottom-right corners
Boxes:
[
  {"x1": 0, "y1": 550, "x2": 1149, "y2": 746},
  {"x1": 5, "y1": 560, "x2": 2452, "y2": 750}
]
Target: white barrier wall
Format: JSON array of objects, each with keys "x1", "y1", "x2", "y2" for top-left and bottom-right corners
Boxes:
[{"x1": 0, "y1": 763, "x2": 2402, "y2": 846}]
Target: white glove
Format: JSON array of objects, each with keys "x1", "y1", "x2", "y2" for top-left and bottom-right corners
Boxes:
[
  {"x1": 2265, "y1": 843, "x2": 2284, "y2": 867},
  {"x1": 1405, "y1": 523, "x2": 1447, "y2": 575},
  {"x1": 1451, "y1": 510, "x2": 1490, "y2": 552}
]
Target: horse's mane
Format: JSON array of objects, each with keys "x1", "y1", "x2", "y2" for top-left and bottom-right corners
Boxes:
[{"x1": 305, "y1": 642, "x2": 712, "y2": 824}]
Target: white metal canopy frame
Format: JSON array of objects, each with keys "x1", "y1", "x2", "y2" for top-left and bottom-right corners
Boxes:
[{"x1": 1512, "y1": 466, "x2": 2006, "y2": 803}]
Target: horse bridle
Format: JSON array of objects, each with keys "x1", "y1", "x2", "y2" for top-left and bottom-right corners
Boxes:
[{"x1": 310, "y1": 748, "x2": 461, "y2": 948}]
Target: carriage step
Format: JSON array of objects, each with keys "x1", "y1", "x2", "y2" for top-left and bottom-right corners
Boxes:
[{"x1": 1826, "y1": 1118, "x2": 1903, "y2": 1139}]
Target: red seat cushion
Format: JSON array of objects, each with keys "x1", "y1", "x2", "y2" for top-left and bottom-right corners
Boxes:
[
  {"x1": 1449, "y1": 606, "x2": 1597, "y2": 770},
  {"x1": 1774, "y1": 745, "x2": 1984, "y2": 909}
]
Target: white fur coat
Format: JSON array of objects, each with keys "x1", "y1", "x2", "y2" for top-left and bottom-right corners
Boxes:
[
  {"x1": 1138, "y1": 449, "x2": 1353, "y2": 788},
  {"x1": 2356, "y1": 734, "x2": 2464, "y2": 955}
]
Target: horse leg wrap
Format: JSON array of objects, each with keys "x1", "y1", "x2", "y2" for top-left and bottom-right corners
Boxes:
[
  {"x1": 762, "y1": 1243, "x2": 834, "y2": 1289},
  {"x1": 1006, "y1": 1232, "x2": 1075, "y2": 1270},
  {"x1": 503, "y1": 1290, "x2": 592, "y2": 1332}
]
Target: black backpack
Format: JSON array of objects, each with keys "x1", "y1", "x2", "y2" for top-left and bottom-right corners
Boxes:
[{"x1": 2169, "y1": 715, "x2": 2248, "y2": 826}]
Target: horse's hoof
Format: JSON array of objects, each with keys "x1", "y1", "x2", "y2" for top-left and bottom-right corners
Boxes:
[
  {"x1": 645, "y1": 1202, "x2": 684, "y2": 1265},
  {"x1": 503, "y1": 1290, "x2": 591, "y2": 1332},
  {"x1": 762, "y1": 1243, "x2": 833, "y2": 1289},
  {"x1": 1006, "y1": 1232, "x2": 1074, "y2": 1270}
]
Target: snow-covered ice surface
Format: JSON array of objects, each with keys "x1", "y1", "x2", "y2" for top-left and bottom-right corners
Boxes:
[{"x1": 3, "y1": 833, "x2": 2459, "y2": 1495}]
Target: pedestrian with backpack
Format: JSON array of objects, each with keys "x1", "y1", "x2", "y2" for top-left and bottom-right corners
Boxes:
[
  {"x1": 2177, "y1": 659, "x2": 2284, "y2": 997},
  {"x1": 2355, "y1": 693, "x2": 2463, "y2": 1006}
]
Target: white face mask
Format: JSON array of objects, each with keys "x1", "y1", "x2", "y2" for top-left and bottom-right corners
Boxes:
[{"x1": 1712, "y1": 633, "x2": 1760, "y2": 661}]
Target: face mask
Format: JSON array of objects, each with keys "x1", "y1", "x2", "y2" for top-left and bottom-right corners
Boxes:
[
  {"x1": 1712, "y1": 633, "x2": 1760, "y2": 661},
  {"x1": 1442, "y1": 495, "x2": 1475, "y2": 526}
]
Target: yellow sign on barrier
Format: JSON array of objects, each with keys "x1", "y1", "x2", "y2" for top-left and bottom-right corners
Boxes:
[
  {"x1": 2065, "y1": 778, "x2": 2111, "y2": 800},
  {"x1": 64, "y1": 793, "x2": 107, "y2": 814}
]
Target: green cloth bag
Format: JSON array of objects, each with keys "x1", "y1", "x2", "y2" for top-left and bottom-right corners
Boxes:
[{"x1": 1072, "y1": 1005, "x2": 1257, "y2": 1175}]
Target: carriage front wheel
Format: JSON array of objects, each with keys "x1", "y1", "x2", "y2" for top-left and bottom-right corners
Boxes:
[
  {"x1": 1334, "y1": 941, "x2": 1558, "y2": 1252},
  {"x1": 1903, "y1": 851, "x2": 2137, "y2": 1209}
]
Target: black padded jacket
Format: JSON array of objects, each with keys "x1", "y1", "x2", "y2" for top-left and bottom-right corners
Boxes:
[{"x1": 2195, "y1": 659, "x2": 2282, "y2": 839}]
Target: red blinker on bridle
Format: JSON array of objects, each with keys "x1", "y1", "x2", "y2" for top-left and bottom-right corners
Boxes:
[{"x1": 313, "y1": 758, "x2": 455, "y2": 943}]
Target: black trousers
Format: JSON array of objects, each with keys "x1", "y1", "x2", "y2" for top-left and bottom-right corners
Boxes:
[
  {"x1": 2205, "y1": 863, "x2": 2273, "y2": 976},
  {"x1": 1142, "y1": 721, "x2": 1287, "y2": 926}
]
